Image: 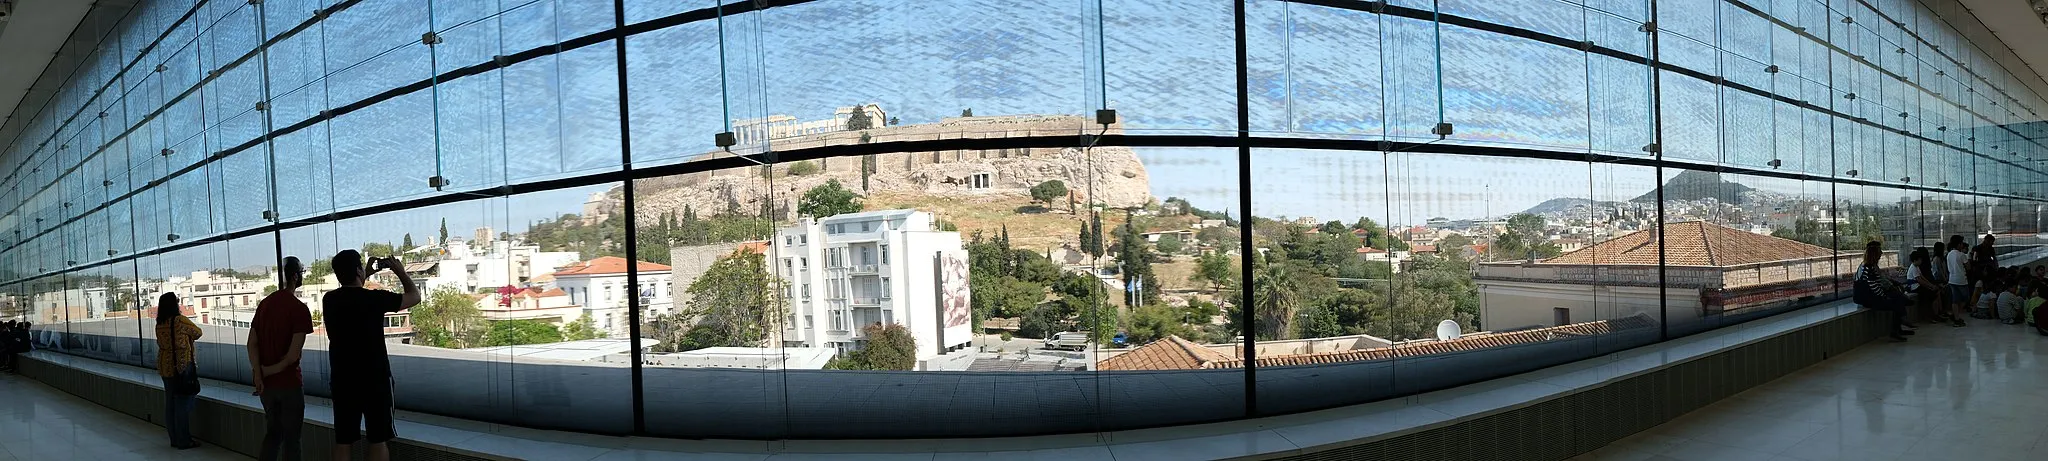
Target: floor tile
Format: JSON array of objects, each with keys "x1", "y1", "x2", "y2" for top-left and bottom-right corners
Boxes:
[{"x1": 1587, "y1": 323, "x2": 2048, "y2": 461}]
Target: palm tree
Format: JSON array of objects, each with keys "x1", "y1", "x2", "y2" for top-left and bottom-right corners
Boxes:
[{"x1": 1251, "y1": 255, "x2": 1299, "y2": 341}]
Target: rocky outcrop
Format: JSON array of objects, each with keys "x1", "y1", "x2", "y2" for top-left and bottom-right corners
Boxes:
[{"x1": 615, "y1": 116, "x2": 1154, "y2": 222}]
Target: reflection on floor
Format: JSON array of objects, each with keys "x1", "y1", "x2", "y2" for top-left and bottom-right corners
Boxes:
[
  {"x1": 0, "y1": 372, "x2": 249, "y2": 461},
  {"x1": 1575, "y1": 321, "x2": 2048, "y2": 461}
]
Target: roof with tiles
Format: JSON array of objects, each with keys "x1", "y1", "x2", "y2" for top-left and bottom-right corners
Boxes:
[
  {"x1": 1536, "y1": 221, "x2": 1833, "y2": 267},
  {"x1": 1097, "y1": 335, "x2": 1237, "y2": 371},
  {"x1": 1194, "y1": 314, "x2": 1657, "y2": 370},
  {"x1": 550, "y1": 256, "x2": 673, "y2": 276}
]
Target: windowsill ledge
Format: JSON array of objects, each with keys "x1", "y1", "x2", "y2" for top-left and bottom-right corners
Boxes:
[{"x1": 25, "y1": 296, "x2": 1879, "y2": 460}]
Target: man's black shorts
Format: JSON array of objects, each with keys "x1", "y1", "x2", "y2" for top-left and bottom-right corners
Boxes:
[{"x1": 331, "y1": 377, "x2": 396, "y2": 444}]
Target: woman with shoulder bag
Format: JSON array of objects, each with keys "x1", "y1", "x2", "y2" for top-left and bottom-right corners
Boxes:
[{"x1": 155, "y1": 293, "x2": 204, "y2": 449}]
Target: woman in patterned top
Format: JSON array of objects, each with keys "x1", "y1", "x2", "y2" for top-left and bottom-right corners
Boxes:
[{"x1": 155, "y1": 292, "x2": 203, "y2": 449}]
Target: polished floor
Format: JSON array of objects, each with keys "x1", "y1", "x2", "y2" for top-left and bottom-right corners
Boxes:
[
  {"x1": 0, "y1": 371, "x2": 247, "y2": 461},
  {"x1": 1576, "y1": 319, "x2": 2048, "y2": 461}
]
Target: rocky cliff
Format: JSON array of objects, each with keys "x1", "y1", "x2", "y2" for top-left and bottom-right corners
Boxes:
[{"x1": 601, "y1": 115, "x2": 1154, "y2": 222}]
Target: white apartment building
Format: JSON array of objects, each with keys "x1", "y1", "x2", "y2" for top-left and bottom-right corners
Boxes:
[
  {"x1": 771, "y1": 209, "x2": 973, "y2": 365},
  {"x1": 409, "y1": 239, "x2": 581, "y2": 294},
  {"x1": 547, "y1": 256, "x2": 676, "y2": 338}
]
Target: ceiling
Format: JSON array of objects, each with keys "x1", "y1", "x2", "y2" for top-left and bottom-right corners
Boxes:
[
  {"x1": 0, "y1": 0, "x2": 95, "y2": 151},
  {"x1": 1958, "y1": 0, "x2": 2048, "y2": 118}
]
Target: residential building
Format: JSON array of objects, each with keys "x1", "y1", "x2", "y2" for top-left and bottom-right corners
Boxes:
[
  {"x1": 478, "y1": 286, "x2": 582, "y2": 324},
  {"x1": 547, "y1": 256, "x2": 676, "y2": 338},
  {"x1": 771, "y1": 209, "x2": 973, "y2": 366}
]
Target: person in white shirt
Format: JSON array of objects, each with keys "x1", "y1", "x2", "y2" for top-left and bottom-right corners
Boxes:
[
  {"x1": 1907, "y1": 249, "x2": 1939, "y2": 326},
  {"x1": 1945, "y1": 235, "x2": 1972, "y2": 326}
]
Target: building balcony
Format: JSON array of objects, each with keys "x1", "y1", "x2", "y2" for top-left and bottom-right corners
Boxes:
[
  {"x1": 850, "y1": 297, "x2": 882, "y2": 307},
  {"x1": 849, "y1": 264, "x2": 882, "y2": 274}
]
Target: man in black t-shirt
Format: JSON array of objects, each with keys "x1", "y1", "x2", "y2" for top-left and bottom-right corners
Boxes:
[{"x1": 322, "y1": 250, "x2": 419, "y2": 461}]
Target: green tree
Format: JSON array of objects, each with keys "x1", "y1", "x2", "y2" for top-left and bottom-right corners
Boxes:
[
  {"x1": 860, "y1": 154, "x2": 876, "y2": 190},
  {"x1": 675, "y1": 251, "x2": 786, "y2": 349},
  {"x1": 1492, "y1": 213, "x2": 1560, "y2": 261},
  {"x1": 1437, "y1": 233, "x2": 1474, "y2": 257},
  {"x1": 1029, "y1": 180, "x2": 1069, "y2": 211},
  {"x1": 824, "y1": 323, "x2": 918, "y2": 370},
  {"x1": 439, "y1": 218, "x2": 450, "y2": 246},
  {"x1": 484, "y1": 320, "x2": 565, "y2": 346},
  {"x1": 402, "y1": 233, "x2": 416, "y2": 253},
  {"x1": 309, "y1": 259, "x2": 333, "y2": 279},
  {"x1": 1084, "y1": 212, "x2": 1107, "y2": 257},
  {"x1": 562, "y1": 316, "x2": 607, "y2": 340},
  {"x1": 1250, "y1": 254, "x2": 1300, "y2": 340},
  {"x1": 845, "y1": 105, "x2": 874, "y2": 130},
  {"x1": 1018, "y1": 302, "x2": 1067, "y2": 339},
  {"x1": 887, "y1": 116, "x2": 899, "y2": 126},
  {"x1": 961, "y1": 108, "x2": 973, "y2": 117},
  {"x1": 1115, "y1": 210, "x2": 1161, "y2": 305},
  {"x1": 861, "y1": 323, "x2": 918, "y2": 370},
  {"x1": 1156, "y1": 234, "x2": 1185, "y2": 254},
  {"x1": 410, "y1": 287, "x2": 485, "y2": 348},
  {"x1": 787, "y1": 160, "x2": 822, "y2": 176},
  {"x1": 797, "y1": 179, "x2": 863, "y2": 218},
  {"x1": 362, "y1": 242, "x2": 398, "y2": 258},
  {"x1": 1125, "y1": 303, "x2": 1194, "y2": 345}
]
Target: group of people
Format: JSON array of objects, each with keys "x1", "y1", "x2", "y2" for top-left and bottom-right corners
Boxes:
[
  {"x1": 1862, "y1": 233, "x2": 2048, "y2": 342},
  {"x1": 151, "y1": 250, "x2": 420, "y2": 460},
  {"x1": 0, "y1": 320, "x2": 33, "y2": 372}
]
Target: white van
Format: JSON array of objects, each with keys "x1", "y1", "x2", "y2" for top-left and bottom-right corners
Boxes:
[{"x1": 1041, "y1": 331, "x2": 1092, "y2": 351}]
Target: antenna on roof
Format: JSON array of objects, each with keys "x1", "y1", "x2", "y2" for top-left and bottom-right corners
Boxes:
[{"x1": 1436, "y1": 320, "x2": 1461, "y2": 341}]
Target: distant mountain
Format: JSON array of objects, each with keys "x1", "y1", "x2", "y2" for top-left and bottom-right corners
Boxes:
[
  {"x1": 1521, "y1": 198, "x2": 1623, "y2": 215},
  {"x1": 1632, "y1": 170, "x2": 1754, "y2": 204}
]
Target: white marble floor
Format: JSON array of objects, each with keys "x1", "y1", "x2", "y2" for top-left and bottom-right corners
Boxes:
[
  {"x1": 1575, "y1": 320, "x2": 2048, "y2": 461},
  {"x1": 0, "y1": 371, "x2": 248, "y2": 461}
]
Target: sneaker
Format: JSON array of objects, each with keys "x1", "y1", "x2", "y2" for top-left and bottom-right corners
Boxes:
[{"x1": 1952, "y1": 318, "x2": 1967, "y2": 327}]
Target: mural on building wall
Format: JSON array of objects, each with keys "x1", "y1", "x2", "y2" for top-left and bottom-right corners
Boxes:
[{"x1": 939, "y1": 252, "x2": 971, "y2": 328}]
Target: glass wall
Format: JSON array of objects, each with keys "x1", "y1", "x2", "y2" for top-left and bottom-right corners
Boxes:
[{"x1": 2, "y1": 0, "x2": 2046, "y2": 440}]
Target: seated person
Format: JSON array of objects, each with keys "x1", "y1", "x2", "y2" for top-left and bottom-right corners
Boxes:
[
  {"x1": 2027, "y1": 284, "x2": 2046, "y2": 327},
  {"x1": 1999, "y1": 280, "x2": 2025, "y2": 324},
  {"x1": 1977, "y1": 279, "x2": 2003, "y2": 319}
]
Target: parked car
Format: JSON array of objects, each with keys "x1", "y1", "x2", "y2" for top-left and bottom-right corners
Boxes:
[{"x1": 1041, "y1": 331, "x2": 1092, "y2": 351}]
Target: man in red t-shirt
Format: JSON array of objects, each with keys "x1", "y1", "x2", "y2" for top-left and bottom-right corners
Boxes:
[{"x1": 249, "y1": 256, "x2": 313, "y2": 461}]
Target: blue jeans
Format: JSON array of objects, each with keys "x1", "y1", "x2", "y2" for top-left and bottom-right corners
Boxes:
[{"x1": 162, "y1": 377, "x2": 196, "y2": 447}]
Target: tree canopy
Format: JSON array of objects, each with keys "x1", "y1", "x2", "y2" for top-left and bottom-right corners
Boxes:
[
  {"x1": 798, "y1": 179, "x2": 864, "y2": 218},
  {"x1": 673, "y1": 251, "x2": 785, "y2": 350},
  {"x1": 826, "y1": 323, "x2": 917, "y2": 370},
  {"x1": 484, "y1": 320, "x2": 564, "y2": 347},
  {"x1": 411, "y1": 287, "x2": 485, "y2": 349},
  {"x1": 1029, "y1": 180, "x2": 1069, "y2": 210},
  {"x1": 845, "y1": 105, "x2": 874, "y2": 130}
]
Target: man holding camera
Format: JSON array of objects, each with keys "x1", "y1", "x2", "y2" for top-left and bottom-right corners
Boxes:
[{"x1": 323, "y1": 250, "x2": 420, "y2": 461}]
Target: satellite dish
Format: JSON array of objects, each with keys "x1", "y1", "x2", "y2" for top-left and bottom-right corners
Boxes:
[{"x1": 1436, "y1": 320, "x2": 1461, "y2": 341}]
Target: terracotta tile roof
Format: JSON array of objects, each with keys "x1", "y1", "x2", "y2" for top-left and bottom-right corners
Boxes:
[
  {"x1": 1201, "y1": 314, "x2": 1656, "y2": 369},
  {"x1": 1413, "y1": 244, "x2": 1438, "y2": 253},
  {"x1": 1097, "y1": 335, "x2": 1237, "y2": 371},
  {"x1": 735, "y1": 240, "x2": 770, "y2": 255},
  {"x1": 1356, "y1": 247, "x2": 1386, "y2": 254},
  {"x1": 551, "y1": 256, "x2": 672, "y2": 276},
  {"x1": 535, "y1": 287, "x2": 567, "y2": 298},
  {"x1": 528, "y1": 273, "x2": 555, "y2": 283},
  {"x1": 1537, "y1": 221, "x2": 1832, "y2": 267}
]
